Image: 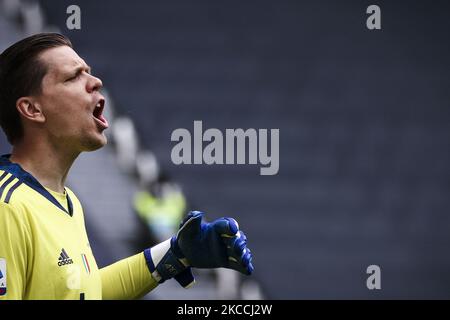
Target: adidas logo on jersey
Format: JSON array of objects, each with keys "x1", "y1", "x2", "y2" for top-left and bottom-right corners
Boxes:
[{"x1": 57, "y1": 248, "x2": 74, "y2": 266}]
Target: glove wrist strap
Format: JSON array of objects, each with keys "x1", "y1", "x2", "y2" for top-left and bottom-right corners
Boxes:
[{"x1": 144, "y1": 238, "x2": 193, "y2": 287}]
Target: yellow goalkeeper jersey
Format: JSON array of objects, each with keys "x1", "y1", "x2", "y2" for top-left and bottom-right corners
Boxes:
[{"x1": 0, "y1": 155, "x2": 157, "y2": 300}]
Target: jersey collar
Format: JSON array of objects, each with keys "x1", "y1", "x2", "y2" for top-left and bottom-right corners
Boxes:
[{"x1": 0, "y1": 154, "x2": 74, "y2": 216}]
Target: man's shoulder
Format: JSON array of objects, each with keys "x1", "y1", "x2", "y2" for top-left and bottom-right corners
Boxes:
[
  {"x1": 0, "y1": 156, "x2": 53, "y2": 208},
  {"x1": 0, "y1": 190, "x2": 33, "y2": 245},
  {"x1": 0, "y1": 168, "x2": 28, "y2": 207},
  {"x1": 0, "y1": 167, "x2": 57, "y2": 216},
  {"x1": 0, "y1": 188, "x2": 29, "y2": 227}
]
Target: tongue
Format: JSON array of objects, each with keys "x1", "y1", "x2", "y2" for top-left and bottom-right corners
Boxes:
[
  {"x1": 98, "y1": 114, "x2": 108, "y2": 126},
  {"x1": 95, "y1": 113, "x2": 109, "y2": 127}
]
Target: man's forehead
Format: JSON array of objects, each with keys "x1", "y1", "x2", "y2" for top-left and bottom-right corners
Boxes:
[{"x1": 41, "y1": 46, "x2": 88, "y2": 71}]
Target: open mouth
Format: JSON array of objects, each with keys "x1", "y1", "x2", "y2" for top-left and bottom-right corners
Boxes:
[{"x1": 93, "y1": 98, "x2": 109, "y2": 130}]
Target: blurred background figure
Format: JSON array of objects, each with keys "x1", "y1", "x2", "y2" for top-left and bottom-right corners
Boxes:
[
  {"x1": 133, "y1": 173, "x2": 187, "y2": 244},
  {"x1": 1, "y1": 0, "x2": 449, "y2": 299}
]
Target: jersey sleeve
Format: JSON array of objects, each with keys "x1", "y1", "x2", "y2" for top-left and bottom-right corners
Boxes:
[
  {"x1": 0, "y1": 202, "x2": 31, "y2": 300},
  {"x1": 99, "y1": 252, "x2": 158, "y2": 300}
]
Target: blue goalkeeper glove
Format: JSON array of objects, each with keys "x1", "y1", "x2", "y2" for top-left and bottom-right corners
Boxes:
[{"x1": 144, "y1": 211, "x2": 254, "y2": 288}]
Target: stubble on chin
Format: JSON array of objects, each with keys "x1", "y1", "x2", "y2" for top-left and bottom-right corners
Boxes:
[{"x1": 79, "y1": 133, "x2": 108, "y2": 152}]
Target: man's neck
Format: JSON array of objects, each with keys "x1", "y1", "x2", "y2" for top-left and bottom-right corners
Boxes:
[{"x1": 10, "y1": 139, "x2": 79, "y2": 194}]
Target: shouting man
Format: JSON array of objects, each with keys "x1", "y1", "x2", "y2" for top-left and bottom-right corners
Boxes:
[{"x1": 0, "y1": 33, "x2": 253, "y2": 300}]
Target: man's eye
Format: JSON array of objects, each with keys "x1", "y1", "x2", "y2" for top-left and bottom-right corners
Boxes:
[{"x1": 66, "y1": 74, "x2": 80, "y2": 82}]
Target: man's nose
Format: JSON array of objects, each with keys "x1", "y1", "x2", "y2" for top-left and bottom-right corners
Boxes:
[{"x1": 87, "y1": 74, "x2": 103, "y2": 92}]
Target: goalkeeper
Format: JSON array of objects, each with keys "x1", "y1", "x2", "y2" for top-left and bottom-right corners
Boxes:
[{"x1": 0, "y1": 33, "x2": 253, "y2": 300}]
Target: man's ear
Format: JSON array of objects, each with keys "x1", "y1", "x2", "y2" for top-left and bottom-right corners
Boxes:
[{"x1": 16, "y1": 97, "x2": 46, "y2": 123}]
